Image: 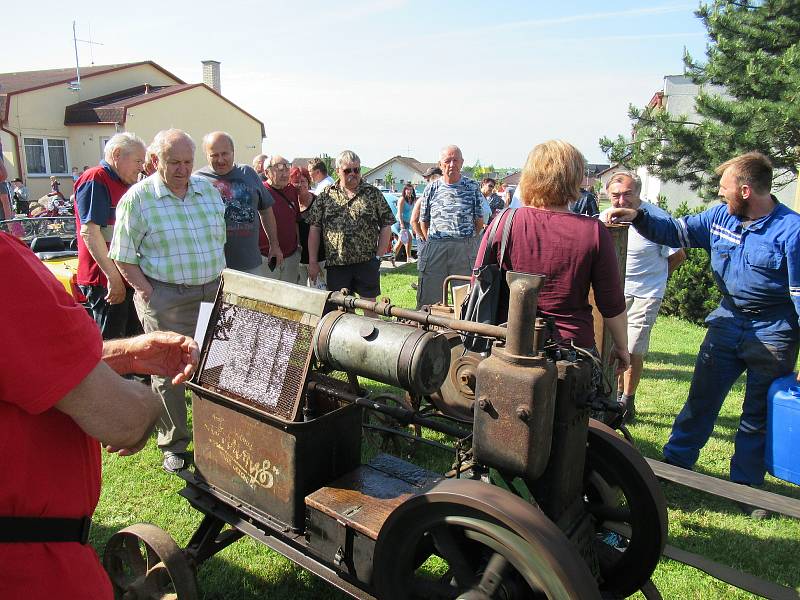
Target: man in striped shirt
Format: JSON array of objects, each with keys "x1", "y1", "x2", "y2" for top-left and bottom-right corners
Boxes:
[{"x1": 110, "y1": 129, "x2": 226, "y2": 473}]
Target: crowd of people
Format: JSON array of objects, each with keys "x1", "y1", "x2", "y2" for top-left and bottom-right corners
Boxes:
[{"x1": 2, "y1": 126, "x2": 800, "y2": 597}]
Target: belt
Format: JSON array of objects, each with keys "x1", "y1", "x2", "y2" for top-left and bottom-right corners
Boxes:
[
  {"x1": 0, "y1": 516, "x2": 91, "y2": 544},
  {"x1": 150, "y1": 276, "x2": 221, "y2": 290}
]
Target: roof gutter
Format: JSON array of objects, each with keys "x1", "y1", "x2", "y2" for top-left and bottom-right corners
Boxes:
[{"x1": 1, "y1": 94, "x2": 23, "y2": 180}]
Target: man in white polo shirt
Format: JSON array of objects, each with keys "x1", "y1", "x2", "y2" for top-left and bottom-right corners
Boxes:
[{"x1": 600, "y1": 171, "x2": 685, "y2": 422}]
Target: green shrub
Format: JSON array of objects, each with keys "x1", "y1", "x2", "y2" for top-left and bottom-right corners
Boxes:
[{"x1": 659, "y1": 201, "x2": 721, "y2": 326}]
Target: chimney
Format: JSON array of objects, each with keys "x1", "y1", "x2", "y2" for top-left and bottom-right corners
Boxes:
[{"x1": 202, "y1": 60, "x2": 221, "y2": 94}]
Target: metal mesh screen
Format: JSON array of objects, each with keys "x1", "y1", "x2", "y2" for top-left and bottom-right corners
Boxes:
[{"x1": 197, "y1": 293, "x2": 315, "y2": 421}]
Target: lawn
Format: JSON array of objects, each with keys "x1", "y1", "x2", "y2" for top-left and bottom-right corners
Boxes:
[{"x1": 92, "y1": 262, "x2": 800, "y2": 599}]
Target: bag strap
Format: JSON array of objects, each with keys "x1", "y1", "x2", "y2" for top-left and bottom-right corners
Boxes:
[
  {"x1": 478, "y1": 207, "x2": 513, "y2": 268},
  {"x1": 497, "y1": 208, "x2": 517, "y2": 266}
]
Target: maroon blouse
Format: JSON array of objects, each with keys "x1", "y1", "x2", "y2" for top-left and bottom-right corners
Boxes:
[{"x1": 475, "y1": 207, "x2": 625, "y2": 348}]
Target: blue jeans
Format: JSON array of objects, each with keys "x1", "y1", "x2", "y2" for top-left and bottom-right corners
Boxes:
[{"x1": 663, "y1": 322, "x2": 798, "y2": 485}]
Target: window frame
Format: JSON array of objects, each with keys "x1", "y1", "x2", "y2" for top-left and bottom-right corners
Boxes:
[{"x1": 23, "y1": 136, "x2": 71, "y2": 177}]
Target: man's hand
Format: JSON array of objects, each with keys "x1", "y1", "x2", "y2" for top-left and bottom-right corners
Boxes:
[
  {"x1": 111, "y1": 332, "x2": 200, "y2": 384},
  {"x1": 603, "y1": 207, "x2": 638, "y2": 224},
  {"x1": 268, "y1": 247, "x2": 285, "y2": 268},
  {"x1": 104, "y1": 435, "x2": 149, "y2": 457},
  {"x1": 105, "y1": 271, "x2": 127, "y2": 305},
  {"x1": 307, "y1": 261, "x2": 321, "y2": 282}
]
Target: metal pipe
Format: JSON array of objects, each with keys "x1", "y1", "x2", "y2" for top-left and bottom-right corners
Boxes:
[
  {"x1": 442, "y1": 275, "x2": 471, "y2": 307},
  {"x1": 327, "y1": 292, "x2": 507, "y2": 340},
  {"x1": 504, "y1": 272, "x2": 545, "y2": 356},
  {"x1": 306, "y1": 382, "x2": 471, "y2": 439}
]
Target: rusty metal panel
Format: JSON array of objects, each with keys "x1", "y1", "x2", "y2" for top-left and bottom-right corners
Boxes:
[
  {"x1": 530, "y1": 359, "x2": 593, "y2": 522},
  {"x1": 195, "y1": 269, "x2": 330, "y2": 422},
  {"x1": 473, "y1": 353, "x2": 558, "y2": 479},
  {"x1": 192, "y1": 391, "x2": 362, "y2": 531}
]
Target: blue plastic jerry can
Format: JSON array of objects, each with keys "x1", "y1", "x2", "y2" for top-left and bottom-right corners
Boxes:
[{"x1": 766, "y1": 373, "x2": 800, "y2": 485}]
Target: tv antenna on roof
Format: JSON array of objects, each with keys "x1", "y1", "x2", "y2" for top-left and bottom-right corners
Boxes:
[{"x1": 69, "y1": 20, "x2": 104, "y2": 92}]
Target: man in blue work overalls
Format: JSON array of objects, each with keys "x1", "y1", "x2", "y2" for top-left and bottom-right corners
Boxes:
[{"x1": 605, "y1": 152, "x2": 800, "y2": 516}]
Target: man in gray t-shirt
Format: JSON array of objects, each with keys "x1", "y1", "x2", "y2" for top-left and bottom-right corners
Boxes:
[{"x1": 195, "y1": 132, "x2": 283, "y2": 274}]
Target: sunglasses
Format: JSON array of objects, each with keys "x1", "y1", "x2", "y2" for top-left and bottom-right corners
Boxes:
[{"x1": 342, "y1": 167, "x2": 360, "y2": 175}]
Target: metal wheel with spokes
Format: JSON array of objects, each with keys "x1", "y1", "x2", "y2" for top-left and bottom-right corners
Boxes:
[
  {"x1": 373, "y1": 479, "x2": 601, "y2": 600},
  {"x1": 583, "y1": 419, "x2": 667, "y2": 598},
  {"x1": 103, "y1": 523, "x2": 198, "y2": 600}
]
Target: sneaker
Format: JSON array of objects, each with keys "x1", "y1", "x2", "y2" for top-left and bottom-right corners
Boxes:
[
  {"x1": 623, "y1": 398, "x2": 636, "y2": 424},
  {"x1": 162, "y1": 451, "x2": 187, "y2": 474},
  {"x1": 599, "y1": 530, "x2": 628, "y2": 551},
  {"x1": 735, "y1": 501, "x2": 770, "y2": 520}
]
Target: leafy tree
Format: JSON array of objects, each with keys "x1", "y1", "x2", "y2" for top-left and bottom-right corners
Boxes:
[
  {"x1": 600, "y1": 0, "x2": 800, "y2": 199},
  {"x1": 384, "y1": 170, "x2": 395, "y2": 190}
]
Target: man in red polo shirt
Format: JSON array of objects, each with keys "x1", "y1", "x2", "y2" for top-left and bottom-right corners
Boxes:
[
  {"x1": 0, "y1": 232, "x2": 199, "y2": 599},
  {"x1": 75, "y1": 132, "x2": 146, "y2": 339}
]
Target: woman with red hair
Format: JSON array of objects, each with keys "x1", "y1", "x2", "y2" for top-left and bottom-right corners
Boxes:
[{"x1": 289, "y1": 166, "x2": 326, "y2": 287}]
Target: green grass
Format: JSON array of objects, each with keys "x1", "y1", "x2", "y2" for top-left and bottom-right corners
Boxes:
[{"x1": 93, "y1": 262, "x2": 800, "y2": 598}]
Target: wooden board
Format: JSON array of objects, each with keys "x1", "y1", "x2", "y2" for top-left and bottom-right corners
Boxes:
[{"x1": 305, "y1": 454, "x2": 440, "y2": 540}]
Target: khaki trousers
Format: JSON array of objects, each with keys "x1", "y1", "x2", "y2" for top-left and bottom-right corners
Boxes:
[{"x1": 134, "y1": 277, "x2": 220, "y2": 454}]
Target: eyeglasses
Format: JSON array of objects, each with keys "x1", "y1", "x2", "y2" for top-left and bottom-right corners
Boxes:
[
  {"x1": 342, "y1": 167, "x2": 360, "y2": 175},
  {"x1": 271, "y1": 163, "x2": 290, "y2": 171}
]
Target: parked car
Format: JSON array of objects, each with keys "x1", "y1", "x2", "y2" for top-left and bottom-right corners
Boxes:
[{"x1": 0, "y1": 216, "x2": 84, "y2": 300}]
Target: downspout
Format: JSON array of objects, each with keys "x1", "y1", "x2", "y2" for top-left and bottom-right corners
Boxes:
[{"x1": 1, "y1": 92, "x2": 23, "y2": 179}]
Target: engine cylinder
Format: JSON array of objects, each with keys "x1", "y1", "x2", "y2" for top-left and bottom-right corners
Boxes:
[{"x1": 314, "y1": 312, "x2": 450, "y2": 396}]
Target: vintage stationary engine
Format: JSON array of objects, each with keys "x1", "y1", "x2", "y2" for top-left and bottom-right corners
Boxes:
[{"x1": 102, "y1": 266, "x2": 666, "y2": 600}]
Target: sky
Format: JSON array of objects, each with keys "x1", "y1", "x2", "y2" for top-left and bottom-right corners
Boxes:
[{"x1": 3, "y1": 1, "x2": 709, "y2": 168}]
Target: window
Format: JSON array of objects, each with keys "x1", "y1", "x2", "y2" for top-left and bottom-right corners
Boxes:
[{"x1": 24, "y1": 137, "x2": 69, "y2": 175}]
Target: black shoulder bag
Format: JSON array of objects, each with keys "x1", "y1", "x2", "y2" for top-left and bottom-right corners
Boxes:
[{"x1": 460, "y1": 208, "x2": 517, "y2": 353}]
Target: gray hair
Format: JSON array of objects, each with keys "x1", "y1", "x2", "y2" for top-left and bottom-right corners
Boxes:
[
  {"x1": 145, "y1": 130, "x2": 167, "y2": 165},
  {"x1": 202, "y1": 131, "x2": 234, "y2": 151},
  {"x1": 150, "y1": 129, "x2": 196, "y2": 163},
  {"x1": 336, "y1": 150, "x2": 360, "y2": 168},
  {"x1": 252, "y1": 153, "x2": 268, "y2": 169},
  {"x1": 606, "y1": 170, "x2": 642, "y2": 196},
  {"x1": 440, "y1": 145, "x2": 463, "y2": 161},
  {"x1": 104, "y1": 132, "x2": 145, "y2": 162}
]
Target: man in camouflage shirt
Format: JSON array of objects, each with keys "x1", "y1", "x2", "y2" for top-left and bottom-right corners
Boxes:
[
  {"x1": 307, "y1": 150, "x2": 395, "y2": 316},
  {"x1": 417, "y1": 145, "x2": 484, "y2": 308}
]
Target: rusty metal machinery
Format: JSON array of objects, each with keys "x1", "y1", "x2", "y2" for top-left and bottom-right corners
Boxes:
[{"x1": 103, "y1": 268, "x2": 667, "y2": 600}]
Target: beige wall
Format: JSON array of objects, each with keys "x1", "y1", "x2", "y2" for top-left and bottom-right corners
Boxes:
[
  {"x1": 4, "y1": 64, "x2": 180, "y2": 199},
  {"x1": 125, "y1": 86, "x2": 264, "y2": 170}
]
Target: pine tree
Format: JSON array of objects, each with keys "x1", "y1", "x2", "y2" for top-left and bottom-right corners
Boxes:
[{"x1": 600, "y1": 0, "x2": 800, "y2": 199}]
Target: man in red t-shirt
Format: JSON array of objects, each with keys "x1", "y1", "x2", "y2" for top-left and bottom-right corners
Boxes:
[
  {"x1": 0, "y1": 233, "x2": 199, "y2": 599},
  {"x1": 260, "y1": 154, "x2": 301, "y2": 283},
  {"x1": 75, "y1": 132, "x2": 146, "y2": 339}
]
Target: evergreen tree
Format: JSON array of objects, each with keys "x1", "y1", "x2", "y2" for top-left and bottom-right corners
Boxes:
[{"x1": 600, "y1": 1, "x2": 800, "y2": 199}]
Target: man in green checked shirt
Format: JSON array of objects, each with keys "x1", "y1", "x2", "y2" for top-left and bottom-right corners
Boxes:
[{"x1": 110, "y1": 129, "x2": 226, "y2": 474}]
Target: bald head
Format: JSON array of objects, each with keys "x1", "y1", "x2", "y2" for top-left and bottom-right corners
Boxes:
[
  {"x1": 267, "y1": 154, "x2": 291, "y2": 189},
  {"x1": 439, "y1": 145, "x2": 464, "y2": 184},
  {"x1": 203, "y1": 131, "x2": 235, "y2": 176}
]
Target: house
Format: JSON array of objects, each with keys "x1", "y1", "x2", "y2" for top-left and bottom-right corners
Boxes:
[
  {"x1": 637, "y1": 75, "x2": 797, "y2": 209},
  {"x1": 500, "y1": 171, "x2": 520, "y2": 186},
  {"x1": 362, "y1": 155, "x2": 436, "y2": 191},
  {"x1": 0, "y1": 60, "x2": 265, "y2": 200},
  {"x1": 584, "y1": 163, "x2": 609, "y2": 191}
]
